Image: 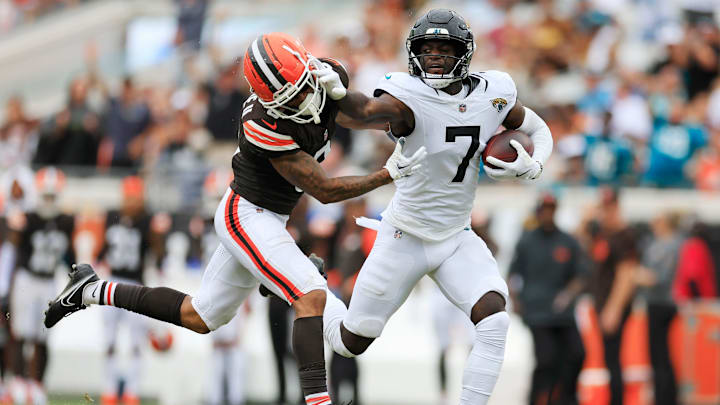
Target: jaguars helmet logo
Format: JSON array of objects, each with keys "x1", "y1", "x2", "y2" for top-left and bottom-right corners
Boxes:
[{"x1": 491, "y1": 98, "x2": 508, "y2": 113}]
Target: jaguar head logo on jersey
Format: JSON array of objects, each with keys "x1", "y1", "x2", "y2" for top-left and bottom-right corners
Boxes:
[
  {"x1": 243, "y1": 32, "x2": 326, "y2": 124},
  {"x1": 393, "y1": 229, "x2": 403, "y2": 239},
  {"x1": 406, "y1": 9, "x2": 476, "y2": 89},
  {"x1": 458, "y1": 103, "x2": 467, "y2": 113},
  {"x1": 491, "y1": 98, "x2": 507, "y2": 113}
]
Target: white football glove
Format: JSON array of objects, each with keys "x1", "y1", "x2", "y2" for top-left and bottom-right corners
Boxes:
[
  {"x1": 384, "y1": 137, "x2": 427, "y2": 180},
  {"x1": 484, "y1": 139, "x2": 543, "y2": 181},
  {"x1": 311, "y1": 62, "x2": 347, "y2": 100}
]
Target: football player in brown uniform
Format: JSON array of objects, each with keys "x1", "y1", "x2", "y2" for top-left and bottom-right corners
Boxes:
[{"x1": 44, "y1": 32, "x2": 426, "y2": 405}]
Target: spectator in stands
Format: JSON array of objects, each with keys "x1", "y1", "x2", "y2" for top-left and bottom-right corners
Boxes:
[
  {"x1": 103, "y1": 78, "x2": 151, "y2": 168},
  {"x1": 682, "y1": 22, "x2": 719, "y2": 100},
  {"x1": 643, "y1": 100, "x2": 707, "y2": 188},
  {"x1": 695, "y1": 125, "x2": 720, "y2": 190},
  {"x1": 34, "y1": 77, "x2": 101, "y2": 168},
  {"x1": 673, "y1": 221, "x2": 718, "y2": 301},
  {"x1": 509, "y1": 193, "x2": 587, "y2": 405},
  {"x1": 174, "y1": 0, "x2": 207, "y2": 52},
  {"x1": 155, "y1": 108, "x2": 211, "y2": 210},
  {"x1": 609, "y1": 80, "x2": 652, "y2": 144},
  {"x1": 0, "y1": 96, "x2": 39, "y2": 172},
  {"x1": 586, "y1": 187, "x2": 638, "y2": 405},
  {"x1": 203, "y1": 63, "x2": 248, "y2": 142},
  {"x1": 636, "y1": 212, "x2": 684, "y2": 405},
  {"x1": 584, "y1": 111, "x2": 635, "y2": 186},
  {"x1": 708, "y1": 79, "x2": 720, "y2": 130}
]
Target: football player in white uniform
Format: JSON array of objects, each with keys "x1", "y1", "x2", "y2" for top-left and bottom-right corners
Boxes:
[{"x1": 313, "y1": 9, "x2": 553, "y2": 405}]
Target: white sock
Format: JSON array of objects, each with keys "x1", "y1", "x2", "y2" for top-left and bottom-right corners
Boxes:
[
  {"x1": 82, "y1": 280, "x2": 117, "y2": 306},
  {"x1": 460, "y1": 311, "x2": 510, "y2": 405},
  {"x1": 104, "y1": 353, "x2": 119, "y2": 397},
  {"x1": 305, "y1": 391, "x2": 332, "y2": 405},
  {"x1": 124, "y1": 351, "x2": 142, "y2": 398},
  {"x1": 322, "y1": 289, "x2": 355, "y2": 358}
]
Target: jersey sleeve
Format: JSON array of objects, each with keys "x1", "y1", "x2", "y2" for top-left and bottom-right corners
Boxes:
[
  {"x1": 481, "y1": 70, "x2": 518, "y2": 123},
  {"x1": 241, "y1": 119, "x2": 301, "y2": 158}
]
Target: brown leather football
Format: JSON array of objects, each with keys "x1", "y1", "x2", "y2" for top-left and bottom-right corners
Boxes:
[{"x1": 482, "y1": 130, "x2": 534, "y2": 170}]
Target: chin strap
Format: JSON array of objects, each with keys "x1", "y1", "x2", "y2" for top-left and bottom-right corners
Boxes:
[{"x1": 411, "y1": 52, "x2": 463, "y2": 89}]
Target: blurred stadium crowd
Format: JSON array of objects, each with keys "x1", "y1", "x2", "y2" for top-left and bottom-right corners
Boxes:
[
  {"x1": 0, "y1": 0, "x2": 719, "y2": 405},
  {"x1": 1, "y1": 0, "x2": 719, "y2": 190},
  {"x1": 0, "y1": 0, "x2": 93, "y2": 33}
]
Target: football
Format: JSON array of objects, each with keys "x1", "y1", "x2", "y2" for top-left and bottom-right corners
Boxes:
[{"x1": 482, "y1": 129, "x2": 534, "y2": 169}]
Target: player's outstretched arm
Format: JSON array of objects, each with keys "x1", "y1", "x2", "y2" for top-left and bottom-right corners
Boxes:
[
  {"x1": 336, "y1": 91, "x2": 413, "y2": 129},
  {"x1": 312, "y1": 64, "x2": 413, "y2": 133},
  {"x1": 270, "y1": 138, "x2": 426, "y2": 204}
]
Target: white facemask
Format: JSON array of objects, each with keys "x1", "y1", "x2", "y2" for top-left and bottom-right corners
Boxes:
[{"x1": 297, "y1": 90, "x2": 323, "y2": 124}]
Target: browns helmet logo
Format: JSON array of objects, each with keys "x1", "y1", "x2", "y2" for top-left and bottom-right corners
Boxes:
[{"x1": 491, "y1": 98, "x2": 507, "y2": 113}]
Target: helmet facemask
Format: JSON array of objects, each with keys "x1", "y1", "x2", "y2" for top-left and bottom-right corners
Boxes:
[
  {"x1": 407, "y1": 37, "x2": 474, "y2": 89},
  {"x1": 256, "y1": 47, "x2": 326, "y2": 124}
]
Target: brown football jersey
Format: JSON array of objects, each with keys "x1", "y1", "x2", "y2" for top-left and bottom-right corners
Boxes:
[{"x1": 231, "y1": 61, "x2": 348, "y2": 215}]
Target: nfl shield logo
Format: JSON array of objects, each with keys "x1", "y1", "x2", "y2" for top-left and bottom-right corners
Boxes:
[
  {"x1": 393, "y1": 229, "x2": 403, "y2": 239},
  {"x1": 458, "y1": 103, "x2": 467, "y2": 113}
]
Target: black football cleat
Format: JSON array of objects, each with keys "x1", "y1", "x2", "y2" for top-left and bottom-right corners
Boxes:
[
  {"x1": 259, "y1": 253, "x2": 327, "y2": 298},
  {"x1": 44, "y1": 263, "x2": 99, "y2": 328}
]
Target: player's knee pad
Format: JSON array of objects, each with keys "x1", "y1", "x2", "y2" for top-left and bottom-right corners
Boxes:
[
  {"x1": 346, "y1": 317, "x2": 384, "y2": 341},
  {"x1": 476, "y1": 311, "x2": 510, "y2": 341}
]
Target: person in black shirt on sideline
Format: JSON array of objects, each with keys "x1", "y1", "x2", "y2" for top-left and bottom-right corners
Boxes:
[
  {"x1": 509, "y1": 193, "x2": 587, "y2": 405},
  {"x1": 584, "y1": 187, "x2": 638, "y2": 405}
]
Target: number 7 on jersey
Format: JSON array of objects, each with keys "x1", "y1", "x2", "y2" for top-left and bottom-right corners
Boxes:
[{"x1": 446, "y1": 126, "x2": 480, "y2": 182}]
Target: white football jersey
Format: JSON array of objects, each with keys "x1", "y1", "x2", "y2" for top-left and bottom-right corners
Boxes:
[{"x1": 376, "y1": 70, "x2": 517, "y2": 241}]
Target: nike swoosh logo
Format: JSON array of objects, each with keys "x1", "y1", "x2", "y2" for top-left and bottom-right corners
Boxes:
[
  {"x1": 397, "y1": 164, "x2": 408, "y2": 170},
  {"x1": 91, "y1": 285, "x2": 99, "y2": 298},
  {"x1": 261, "y1": 119, "x2": 277, "y2": 130},
  {"x1": 516, "y1": 169, "x2": 531, "y2": 178},
  {"x1": 59, "y1": 274, "x2": 94, "y2": 307}
]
